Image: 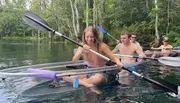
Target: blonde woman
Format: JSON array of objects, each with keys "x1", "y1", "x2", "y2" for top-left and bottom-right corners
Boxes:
[{"x1": 62, "y1": 26, "x2": 123, "y2": 87}]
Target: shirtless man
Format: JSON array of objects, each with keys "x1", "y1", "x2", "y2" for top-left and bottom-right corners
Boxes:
[
  {"x1": 151, "y1": 39, "x2": 173, "y2": 72},
  {"x1": 151, "y1": 39, "x2": 173, "y2": 58},
  {"x1": 112, "y1": 31, "x2": 146, "y2": 75}
]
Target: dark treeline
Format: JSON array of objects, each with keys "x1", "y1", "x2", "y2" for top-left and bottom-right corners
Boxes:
[{"x1": 0, "y1": 0, "x2": 180, "y2": 47}]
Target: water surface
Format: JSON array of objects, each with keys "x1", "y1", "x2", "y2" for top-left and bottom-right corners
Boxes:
[{"x1": 0, "y1": 39, "x2": 180, "y2": 103}]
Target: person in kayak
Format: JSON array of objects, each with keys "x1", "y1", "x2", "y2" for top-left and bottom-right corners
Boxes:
[
  {"x1": 112, "y1": 31, "x2": 146, "y2": 76},
  {"x1": 61, "y1": 26, "x2": 123, "y2": 88},
  {"x1": 151, "y1": 39, "x2": 173, "y2": 58}
]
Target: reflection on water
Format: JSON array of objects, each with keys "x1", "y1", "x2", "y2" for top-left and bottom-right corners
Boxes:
[
  {"x1": 0, "y1": 40, "x2": 75, "y2": 69},
  {"x1": 0, "y1": 40, "x2": 180, "y2": 103}
]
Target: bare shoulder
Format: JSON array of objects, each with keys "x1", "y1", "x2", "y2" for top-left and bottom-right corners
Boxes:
[
  {"x1": 131, "y1": 42, "x2": 139, "y2": 48},
  {"x1": 169, "y1": 44, "x2": 173, "y2": 47},
  {"x1": 99, "y1": 42, "x2": 109, "y2": 49}
]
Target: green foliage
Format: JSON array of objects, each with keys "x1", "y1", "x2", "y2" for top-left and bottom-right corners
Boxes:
[
  {"x1": 0, "y1": 0, "x2": 180, "y2": 47},
  {"x1": 167, "y1": 31, "x2": 180, "y2": 47},
  {"x1": 2, "y1": 36, "x2": 38, "y2": 40}
]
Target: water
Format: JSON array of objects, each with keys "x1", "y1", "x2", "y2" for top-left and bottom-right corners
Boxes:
[
  {"x1": 0, "y1": 39, "x2": 180, "y2": 103},
  {"x1": 0, "y1": 39, "x2": 75, "y2": 69}
]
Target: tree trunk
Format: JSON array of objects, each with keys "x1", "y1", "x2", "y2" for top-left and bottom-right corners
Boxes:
[
  {"x1": 74, "y1": 0, "x2": 80, "y2": 36},
  {"x1": 154, "y1": 0, "x2": 159, "y2": 47},
  {"x1": 98, "y1": 0, "x2": 106, "y2": 40},
  {"x1": 86, "y1": 0, "x2": 89, "y2": 27},
  {"x1": 146, "y1": 0, "x2": 149, "y2": 10},
  {"x1": 48, "y1": 0, "x2": 59, "y2": 31},
  {"x1": 166, "y1": 0, "x2": 170, "y2": 35},
  {"x1": 70, "y1": 0, "x2": 78, "y2": 37},
  {"x1": 93, "y1": 0, "x2": 96, "y2": 28}
]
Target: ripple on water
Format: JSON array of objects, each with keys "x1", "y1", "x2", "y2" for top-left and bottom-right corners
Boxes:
[
  {"x1": 1, "y1": 60, "x2": 180, "y2": 103},
  {"x1": 0, "y1": 84, "x2": 18, "y2": 103},
  {"x1": 0, "y1": 73, "x2": 49, "y2": 103}
]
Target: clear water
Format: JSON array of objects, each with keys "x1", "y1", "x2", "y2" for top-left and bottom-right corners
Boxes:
[{"x1": 0, "y1": 39, "x2": 180, "y2": 103}]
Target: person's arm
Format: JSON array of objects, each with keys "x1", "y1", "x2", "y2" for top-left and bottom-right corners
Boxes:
[
  {"x1": 151, "y1": 45, "x2": 162, "y2": 58},
  {"x1": 72, "y1": 46, "x2": 83, "y2": 62},
  {"x1": 112, "y1": 44, "x2": 120, "y2": 54},
  {"x1": 101, "y1": 43, "x2": 123, "y2": 67},
  {"x1": 165, "y1": 45, "x2": 173, "y2": 50},
  {"x1": 151, "y1": 46, "x2": 162, "y2": 50},
  {"x1": 136, "y1": 42, "x2": 143, "y2": 50},
  {"x1": 170, "y1": 45, "x2": 173, "y2": 52},
  {"x1": 135, "y1": 45, "x2": 146, "y2": 58}
]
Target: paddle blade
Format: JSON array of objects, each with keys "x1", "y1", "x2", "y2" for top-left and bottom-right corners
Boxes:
[
  {"x1": 153, "y1": 78, "x2": 178, "y2": 94},
  {"x1": 96, "y1": 25, "x2": 107, "y2": 33},
  {"x1": 158, "y1": 57, "x2": 180, "y2": 67},
  {"x1": 27, "y1": 68, "x2": 57, "y2": 80},
  {"x1": 22, "y1": 11, "x2": 53, "y2": 32}
]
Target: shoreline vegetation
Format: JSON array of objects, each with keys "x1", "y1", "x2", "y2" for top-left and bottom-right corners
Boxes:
[
  {"x1": 0, "y1": 36, "x2": 81, "y2": 45},
  {"x1": 0, "y1": 1, "x2": 180, "y2": 48},
  {"x1": 0, "y1": 36, "x2": 178, "y2": 50}
]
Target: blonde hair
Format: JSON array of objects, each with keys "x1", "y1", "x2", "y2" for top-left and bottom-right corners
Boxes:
[{"x1": 82, "y1": 26, "x2": 101, "y2": 48}]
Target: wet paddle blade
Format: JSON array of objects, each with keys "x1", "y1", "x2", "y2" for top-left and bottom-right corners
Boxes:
[
  {"x1": 142, "y1": 77, "x2": 178, "y2": 95},
  {"x1": 22, "y1": 11, "x2": 53, "y2": 32},
  {"x1": 158, "y1": 57, "x2": 180, "y2": 67},
  {"x1": 153, "y1": 78, "x2": 178, "y2": 94}
]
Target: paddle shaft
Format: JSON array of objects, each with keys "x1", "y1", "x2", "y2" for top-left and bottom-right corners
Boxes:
[
  {"x1": 115, "y1": 54, "x2": 180, "y2": 63},
  {"x1": 106, "y1": 32, "x2": 119, "y2": 42},
  {"x1": 23, "y1": 12, "x2": 179, "y2": 95},
  {"x1": 115, "y1": 54, "x2": 156, "y2": 60},
  {"x1": 96, "y1": 26, "x2": 119, "y2": 42}
]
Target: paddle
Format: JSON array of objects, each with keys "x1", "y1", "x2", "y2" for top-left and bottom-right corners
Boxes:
[
  {"x1": 115, "y1": 54, "x2": 180, "y2": 67},
  {"x1": 96, "y1": 25, "x2": 120, "y2": 43},
  {"x1": 151, "y1": 47, "x2": 180, "y2": 51},
  {"x1": 148, "y1": 48, "x2": 180, "y2": 54},
  {"x1": 22, "y1": 11, "x2": 180, "y2": 95}
]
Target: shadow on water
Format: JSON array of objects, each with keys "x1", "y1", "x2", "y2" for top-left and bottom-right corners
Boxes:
[{"x1": 0, "y1": 40, "x2": 180, "y2": 103}]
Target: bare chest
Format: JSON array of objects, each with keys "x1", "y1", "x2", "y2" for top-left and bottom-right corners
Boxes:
[{"x1": 119, "y1": 45, "x2": 136, "y2": 55}]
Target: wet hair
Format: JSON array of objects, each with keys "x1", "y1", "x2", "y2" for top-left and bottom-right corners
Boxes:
[
  {"x1": 121, "y1": 31, "x2": 131, "y2": 38},
  {"x1": 82, "y1": 26, "x2": 101, "y2": 46}
]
